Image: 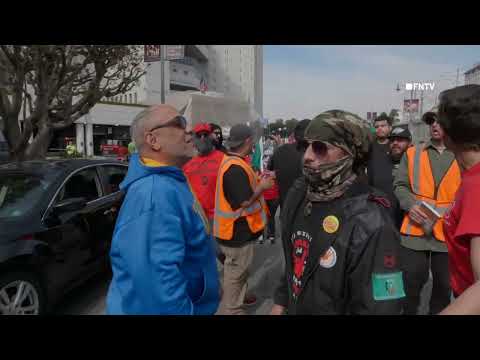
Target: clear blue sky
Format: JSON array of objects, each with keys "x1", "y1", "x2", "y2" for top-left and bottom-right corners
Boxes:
[{"x1": 263, "y1": 45, "x2": 480, "y2": 121}]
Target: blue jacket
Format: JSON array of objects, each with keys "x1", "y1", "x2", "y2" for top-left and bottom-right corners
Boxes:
[{"x1": 106, "y1": 154, "x2": 220, "y2": 315}]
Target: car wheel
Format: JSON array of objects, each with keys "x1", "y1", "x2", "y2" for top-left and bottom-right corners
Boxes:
[{"x1": 0, "y1": 272, "x2": 46, "y2": 315}]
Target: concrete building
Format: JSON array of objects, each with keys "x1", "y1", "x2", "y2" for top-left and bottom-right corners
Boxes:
[
  {"x1": 465, "y1": 63, "x2": 480, "y2": 85},
  {"x1": 97, "y1": 45, "x2": 262, "y2": 114},
  {"x1": 205, "y1": 45, "x2": 263, "y2": 118},
  {"x1": 70, "y1": 45, "x2": 263, "y2": 156}
]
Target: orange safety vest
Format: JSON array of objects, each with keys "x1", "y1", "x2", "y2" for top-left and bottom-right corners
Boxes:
[
  {"x1": 400, "y1": 145, "x2": 461, "y2": 242},
  {"x1": 213, "y1": 155, "x2": 269, "y2": 241}
]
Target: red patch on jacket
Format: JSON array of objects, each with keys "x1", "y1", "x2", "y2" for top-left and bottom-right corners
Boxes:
[
  {"x1": 384, "y1": 254, "x2": 396, "y2": 268},
  {"x1": 368, "y1": 194, "x2": 391, "y2": 208}
]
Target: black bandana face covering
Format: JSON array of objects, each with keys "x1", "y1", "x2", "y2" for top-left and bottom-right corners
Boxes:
[{"x1": 193, "y1": 136, "x2": 214, "y2": 155}]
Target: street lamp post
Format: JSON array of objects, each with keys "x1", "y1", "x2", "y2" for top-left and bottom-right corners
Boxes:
[{"x1": 160, "y1": 45, "x2": 166, "y2": 104}]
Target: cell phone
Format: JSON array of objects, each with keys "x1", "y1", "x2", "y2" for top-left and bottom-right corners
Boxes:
[
  {"x1": 262, "y1": 170, "x2": 276, "y2": 179},
  {"x1": 419, "y1": 201, "x2": 441, "y2": 221}
]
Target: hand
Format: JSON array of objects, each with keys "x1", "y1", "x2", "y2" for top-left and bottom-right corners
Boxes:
[
  {"x1": 259, "y1": 176, "x2": 274, "y2": 191},
  {"x1": 270, "y1": 304, "x2": 286, "y2": 315},
  {"x1": 409, "y1": 204, "x2": 429, "y2": 226},
  {"x1": 240, "y1": 200, "x2": 251, "y2": 209}
]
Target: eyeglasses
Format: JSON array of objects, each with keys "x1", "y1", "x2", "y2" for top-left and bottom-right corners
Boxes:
[
  {"x1": 298, "y1": 140, "x2": 329, "y2": 156},
  {"x1": 148, "y1": 116, "x2": 187, "y2": 132}
]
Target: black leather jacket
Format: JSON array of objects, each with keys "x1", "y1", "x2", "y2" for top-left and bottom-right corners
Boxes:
[{"x1": 273, "y1": 177, "x2": 405, "y2": 315}]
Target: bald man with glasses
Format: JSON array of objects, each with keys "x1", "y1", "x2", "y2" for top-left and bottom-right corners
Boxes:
[{"x1": 106, "y1": 104, "x2": 220, "y2": 315}]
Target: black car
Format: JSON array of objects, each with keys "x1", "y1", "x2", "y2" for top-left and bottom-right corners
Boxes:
[{"x1": 0, "y1": 159, "x2": 128, "y2": 315}]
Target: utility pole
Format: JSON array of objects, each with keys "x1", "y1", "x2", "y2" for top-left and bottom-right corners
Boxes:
[
  {"x1": 160, "y1": 45, "x2": 166, "y2": 104},
  {"x1": 409, "y1": 88, "x2": 413, "y2": 124},
  {"x1": 420, "y1": 89, "x2": 424, "y2": 116}
]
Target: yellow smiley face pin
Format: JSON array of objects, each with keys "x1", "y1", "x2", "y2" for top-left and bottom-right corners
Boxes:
[{"x1": 323, "y1": 215, "x2": 340, "y2": 234}]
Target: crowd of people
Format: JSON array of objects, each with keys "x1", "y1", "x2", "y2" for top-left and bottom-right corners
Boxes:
[{"x1": 105, "y1": 84, "x2": 480, "y2": 315}]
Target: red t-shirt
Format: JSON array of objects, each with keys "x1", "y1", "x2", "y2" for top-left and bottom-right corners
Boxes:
[
  {"x1": 261, "y1": 170, "x2": 279, "y2": 200},
  {"x1": 443, "y1": 161, "x2": 480, "y2": 296},
  {"x1": 183, "y1": 150, "x2": 224, "y2": 220}
]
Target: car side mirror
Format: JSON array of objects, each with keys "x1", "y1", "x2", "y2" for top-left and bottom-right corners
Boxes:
[{"x1": 52, "y1": 197, "x2": 87, "y2": 215}]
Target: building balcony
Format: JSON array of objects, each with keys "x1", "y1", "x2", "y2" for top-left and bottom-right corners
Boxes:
[{"x1": 170, "y1": 62, "x2": 202, "y2": 90}]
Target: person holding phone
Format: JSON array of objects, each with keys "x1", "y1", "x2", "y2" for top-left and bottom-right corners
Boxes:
[
  {"x1": 393, "y1": 107, "x2": 461, "y2": 315},
  {"x1": 214, "y1": 124, "x2": 272, "y2": 314}
]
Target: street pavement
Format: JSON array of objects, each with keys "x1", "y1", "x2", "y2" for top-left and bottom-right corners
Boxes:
[
  {"x1": 54, "y1": 210, "x2": 433, "y2": 315},
  {"x1": 54, "y1": 239, "x2": 284, "y2": 315},
  {"x1": 55, "y1": 210, "x2": 285, "y2": 315}
]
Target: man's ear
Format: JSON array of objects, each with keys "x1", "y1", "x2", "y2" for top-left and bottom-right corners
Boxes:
[
  {"x1": 145, "y1": 132, "x2": 162, "y2": 151},
  {"x1": 144, "y1": 132, "x2": 153, "y2": 147}
]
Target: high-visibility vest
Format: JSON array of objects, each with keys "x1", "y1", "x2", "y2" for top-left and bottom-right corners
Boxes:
[
  {"x1": 400, "y1": 145, "x2": 461, "y2": 242},
  {"x1": 213, "y1": 155, "x2": 269, "y2": 241}
]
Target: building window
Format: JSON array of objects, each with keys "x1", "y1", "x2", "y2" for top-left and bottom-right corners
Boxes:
[
  {"x1": 129, "y1": 94, "x2": 132, "y2": 103},
  {"x1": 124, "y1": 95, "x2": 127, "y2": 103},
  {"x1": 134, "y1": 93, "x2": 138, "y2": 103}
]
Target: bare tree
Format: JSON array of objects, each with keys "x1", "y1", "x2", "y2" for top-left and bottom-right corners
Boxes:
[{"x1": 0, "y1": 45, "x2": 145, "y2": 160}]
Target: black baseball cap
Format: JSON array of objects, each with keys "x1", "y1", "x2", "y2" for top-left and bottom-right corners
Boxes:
[
  {"x1": 388, "y1": 126, "x2": 412, "y2": 141},
  {"x1": 225, "y1": 124, "x2": 254, "y2": 149}
]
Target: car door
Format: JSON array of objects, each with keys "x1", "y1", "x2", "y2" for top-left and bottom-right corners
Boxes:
[
  {"x1": 42, "y1": 166, "x2": 105, "y2": 288},
  {"x1": 91, "y1": 164, "x2": 128, "y2": 261}
]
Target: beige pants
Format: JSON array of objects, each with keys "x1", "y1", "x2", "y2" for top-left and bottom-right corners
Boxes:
[{"x1": 218, "y1": 242, "x2": 254, "y2": 315}]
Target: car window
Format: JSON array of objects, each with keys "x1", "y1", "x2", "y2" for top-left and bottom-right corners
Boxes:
[
  {"x1": 102, "y1": 165, "x2": 127, "y2": 194},
  {"x1": 0, "y1": 174, "x2": 52, "y2": 218},
  {"x1": 57, "y1": 167, "x2": 102, "y2": 203}
]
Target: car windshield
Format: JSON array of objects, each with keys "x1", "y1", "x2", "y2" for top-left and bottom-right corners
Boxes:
[{"x1": 0, "y1": 173, "x2": 52, "y2": 219}]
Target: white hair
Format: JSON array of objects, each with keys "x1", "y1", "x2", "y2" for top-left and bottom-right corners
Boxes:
[{"x1": 130, "y1": 107, "x2": 155, "y2": 151}]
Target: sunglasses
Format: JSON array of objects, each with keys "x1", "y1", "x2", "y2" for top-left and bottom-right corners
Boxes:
[
  {"x1": 148, "y1": 116, "x2": 187, "y2": 132},
  {"x1": 298, "y1": 140, "x2": 329, "y2": 156},
  {"x1": 423, "y1": 114, "x2": 438, "y2": 126}
]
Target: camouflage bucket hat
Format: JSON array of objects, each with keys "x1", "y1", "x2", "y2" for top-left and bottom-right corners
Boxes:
[{"x1": 304, "y1": 110, "x2": 373, "y2": 165}]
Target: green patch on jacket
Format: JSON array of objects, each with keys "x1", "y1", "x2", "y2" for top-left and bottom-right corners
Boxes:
[{"x1": 372, "y1": 272, "x2": 406, "y2": 301}]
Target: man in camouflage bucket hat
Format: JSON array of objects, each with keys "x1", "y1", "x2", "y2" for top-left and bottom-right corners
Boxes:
[
  {"x1": 300, "y1": 110, "x2": 373, "y2": 205},
  {"x1": 271, "y1": 110, "x2": 405, "y2": 315}
]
